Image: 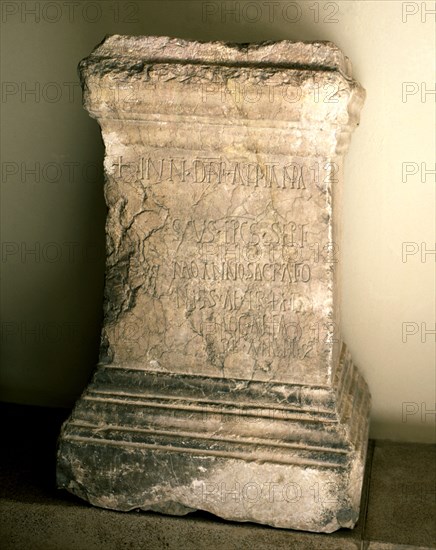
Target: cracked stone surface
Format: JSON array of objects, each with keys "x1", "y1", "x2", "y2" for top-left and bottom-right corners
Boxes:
[{"x1": 57, "y1": 35, "x2": 371, "y2": 533}]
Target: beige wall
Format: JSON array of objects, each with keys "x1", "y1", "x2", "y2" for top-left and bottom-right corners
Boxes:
[{"x1": 1, "y1": 1, "x2": 435, "y2": 442}]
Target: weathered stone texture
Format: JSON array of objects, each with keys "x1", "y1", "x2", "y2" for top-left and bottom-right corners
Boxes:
[{"x1": 57, "y1": 36, "x2": 370, "y2": 533}]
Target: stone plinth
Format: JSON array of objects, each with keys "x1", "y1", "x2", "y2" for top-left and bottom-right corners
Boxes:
[{"x1": 57, "y1": 36, "x2": 370, "y2": 533}]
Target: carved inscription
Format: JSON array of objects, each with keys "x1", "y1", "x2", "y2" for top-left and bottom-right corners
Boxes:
[
  {"x1": 171, "y1": 217, "x2": 312, "y2": 284},
  {"x1": 163, "y1": 212, "x2": 334, "y2": 367},
  {"x1": 110, "y1": 155, "x2": 339, "y2": 189},
  {"x1": 107, "y1": 152, "x2": 338, "y2": 372}
]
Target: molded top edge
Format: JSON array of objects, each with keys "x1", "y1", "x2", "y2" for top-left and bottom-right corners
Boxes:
[{"x1": 86, "y1": 34, "x2": 353, "y2": 78}]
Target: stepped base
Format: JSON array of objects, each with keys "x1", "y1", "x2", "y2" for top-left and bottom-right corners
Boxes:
[{"x1": 57, "y1": 344, "x2": 370, "y2": 533}]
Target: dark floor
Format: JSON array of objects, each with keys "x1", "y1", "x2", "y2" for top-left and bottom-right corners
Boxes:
[{"x1": 0, "y1": 402, "x2": 435, "y2": 550}]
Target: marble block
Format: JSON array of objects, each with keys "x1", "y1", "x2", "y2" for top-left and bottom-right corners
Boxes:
[{"x1": 57, "y1": 35, "x2": 371, "y2": 533}]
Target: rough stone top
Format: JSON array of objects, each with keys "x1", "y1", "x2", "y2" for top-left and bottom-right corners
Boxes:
[
  {"x1": 80, "y1": 35, "x2": 365, "y2": 138},
  {"x1": 83, "y1": 35, "x2": 353, "y2": 77}
]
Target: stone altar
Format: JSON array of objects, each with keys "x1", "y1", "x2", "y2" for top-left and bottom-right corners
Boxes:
[{"x1": 57, "y1": 36, "x2": 370, "y2": 533}]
